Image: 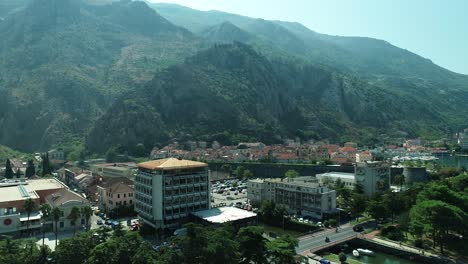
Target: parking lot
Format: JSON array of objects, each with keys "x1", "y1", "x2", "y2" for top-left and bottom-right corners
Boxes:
[{"x1": 210, "y1": 179, "x2": 250, "y2": 208}]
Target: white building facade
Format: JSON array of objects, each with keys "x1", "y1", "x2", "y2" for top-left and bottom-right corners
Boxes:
[
  {"x1": 355, "y1": 161, "x2": 391, "y2": 196},
  {"x1": 135, "y1": 158, "x2": 210, "y2": 229},
  {"x1": 247, "y1": 178, "x2": 336, "y2": 219}
]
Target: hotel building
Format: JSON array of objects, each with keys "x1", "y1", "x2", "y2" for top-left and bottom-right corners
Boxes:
[{"x1": 135, "y1": 158, "x2": 209, "y2": 229}]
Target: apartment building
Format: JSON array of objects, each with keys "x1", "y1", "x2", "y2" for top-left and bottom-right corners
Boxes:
[
  {"x1": 135, "y1": 158, "x2": 210, "y2": 229},
  {"x1": 96, "y1": 177, "x2": 134, "y2": 211},
  {"x1": 247, "y1": 177, "x2": 336, "y2": 219}
]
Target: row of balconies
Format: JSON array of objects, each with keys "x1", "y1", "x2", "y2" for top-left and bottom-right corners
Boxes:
[
  {"x1": 164, "y1": 182, "x2": 207, "y2": 190},
  {"x1": 164, "y1": 201, "x2": 208, "y2": 210}
]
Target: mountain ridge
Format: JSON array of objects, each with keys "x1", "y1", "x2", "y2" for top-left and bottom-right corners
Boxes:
[
  {"x1": 86, "y1": 43, "x2": 459, "y2": 155},
  {"x1": 0, "y1": 0, "x2": 466, "y2": 156}
]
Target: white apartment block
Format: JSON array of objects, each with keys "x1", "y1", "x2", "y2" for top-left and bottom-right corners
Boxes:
[
  {"x1": 247, "y1": 177, "x2": 336, "y2": 219},
  {"x1": 135, "y1": 158, "x2": 210, "y2": 229}
]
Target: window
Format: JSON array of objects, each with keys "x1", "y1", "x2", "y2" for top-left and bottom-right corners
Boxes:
[
  {"x1": 60, "y1": 222, "x2": 64, "y2": 228},
  {"x1": 129, "y1": 193, "x2": 133, "y2": 197},
  {"x1": 124, "y1": 193, "x2": 126, "y2": 198},
  {"x1": 124, "y1": 201, "x2": 127, "y2": 205},
  {"x1": 81, "y1": 219, "x2": 85, "y2": 225},
  {"x1": 130, "y1": 200, "x2": 133, "y2": 205},
  {"x1": 118, "y1": 194, "x2": 120, "y2": 199}
]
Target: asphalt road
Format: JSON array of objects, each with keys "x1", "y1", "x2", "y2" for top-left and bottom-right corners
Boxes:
[{"x1": 296, "y1": 225, "x2": 358, "y2": 254}]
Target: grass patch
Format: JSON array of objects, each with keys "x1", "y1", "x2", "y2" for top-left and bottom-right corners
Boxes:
[
  {"x1": 322, "y1": 253, "x2": 362, "y2": 264},
  {"x1": 260, "y1": 223, "x2": 302, "y2": 238},
  {"x1": 351, "y1": 215, "x2": 373, "y2": 225}
]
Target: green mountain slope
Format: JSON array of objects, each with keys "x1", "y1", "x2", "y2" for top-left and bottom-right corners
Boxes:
[
  {"x1": 0, "y1": 0, "x2": 198, "y2": 152},
  {"x1": 152, "y1": 3, "x2": 468, "y2": 82},
  {"x1": 1, "y1": 1, "x2": 467, "y2": 156},
  {"x1": 87, "y1": 43, "x2": 456, "y2": 155},
  {"x1": 151, "y1": 2, "x2": 468, "y2": 127}
]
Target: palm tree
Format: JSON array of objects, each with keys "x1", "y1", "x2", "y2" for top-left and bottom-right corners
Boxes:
[
  {"x1": 81, "y1": 206, "x2": 93, "y2": 231},
  {"x1": 23, "y1": 198, "x2": 37, "y2": 237},
  {"x1": 39, "y1": 204, "x2": 51, "y2": 247},
  {"x1": 51, "y1": 207, "x2": 63, "y2": 248},
  {"x1": 68, "y1": 206, "x2": 81, "y2": 235}
]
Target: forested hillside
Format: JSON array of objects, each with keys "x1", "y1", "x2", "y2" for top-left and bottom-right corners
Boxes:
[
  {"x1": 87, "y1": 43, "x2": 456, "y2": 155},
  {"x1": 0, "y1": 0, "x2": 197, "y2": 152},
  {"x1": 1, "y1": 0, "x2": 467, "y2": 156}
]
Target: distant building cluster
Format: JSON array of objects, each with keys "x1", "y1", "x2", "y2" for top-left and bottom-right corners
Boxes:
[{"x1": 149, "y1": 137, "x2": 451, "y2": 165}]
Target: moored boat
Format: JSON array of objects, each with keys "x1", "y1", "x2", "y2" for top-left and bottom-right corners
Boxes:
[{"x1": 357, "y1": 248, "x2": 375, "y2": 256}]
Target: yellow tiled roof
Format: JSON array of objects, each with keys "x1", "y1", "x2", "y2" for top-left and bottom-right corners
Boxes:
[{"x1": 138, "y1": 158, "x2": 208, "y2": 170}]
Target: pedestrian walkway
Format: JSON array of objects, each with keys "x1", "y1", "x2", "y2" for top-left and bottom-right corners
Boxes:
[
  {"x1": 371, "y1": 237, "x2": 438, "y2": 258},
  {"x1": 35, "y1": 231, "x2": 75, "y2": 251}
]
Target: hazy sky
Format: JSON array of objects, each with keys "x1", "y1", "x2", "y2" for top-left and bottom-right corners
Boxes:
[{"x1": 148, "y1": 0, "x2": 468, "y2": 75}]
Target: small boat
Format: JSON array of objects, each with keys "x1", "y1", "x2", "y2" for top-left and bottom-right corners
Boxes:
[
  {"x1": 352, "y1": 250, "x2": 360, "y2": 257},
  {"x1": 357, "y1": 248, "x2": 375, "y2": 256}
]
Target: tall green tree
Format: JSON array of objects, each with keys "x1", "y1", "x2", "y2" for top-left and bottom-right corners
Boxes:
[
  {"x1": 285, "y1": 169, "x2": 299, "y2": 179},
  {"x1": 105, "y1": 148, "x2": 118, "y2": 163},
  {"x1": 68, "y1": 206, "x2": 81, "y2": 236},
  {"x1": 5, "y1": 159, "x2": 14, "y2": 179},
  {"x1": 24, "y1": 198, "x2": 37, "y2": 237},
  {"x1": 81, "y1": 206, "x2": 93, "y2": 231},
  {"x1": 175, "y1": 223, "x2": 209, "y2": 263},
  {"x1": 410, "y1": 200, "x2": 466, "y2": 254},
  {"x1": 237, "y1": 226, "x2": 268, "y2": 264},
  {"x1": 25, "y1": 160, "x2": 36, "y2": 178},
  {"x1": 349, "y1": 193, "x2": 367, "y2": 221},
  {"x1": 40, "y1": 204, "x2": 51, "y2": 247},
  {"x1": 206, "y1": 227, "x2": 240, "y2": 264},
  {"x1": 236, "y1": 166, "x2": 245, "y2": 179},
  {"x1": 382, "y1": 191, "x2": 404, "y2": 223},
  {"x1": 15, "y1": 168, "x2": 21, "y2": 178},
  {"x1": 243, "y1": 169, "x2": 253, "y2": 179},
  {"x1": 265, "y1": 235, "x2": 297, "y2": 264},
  {"x1": 51, "y1": 207, "x2": 63, "y2": 248},
  {"x1": 41, "y1": 153, "x2": 52, "y2": 176},
  {"x1": 394, "y1": 174, "x2": 405, "y2": 189},
  {"x1": 221, "y1": 164, "x2": 231, "y2": 176},
  {"x1": 55, "y1": 232, "x2": 97, "y2": 264},
  {"x1": 366, "y1": 200, "x2": 389, "y2": 224}
]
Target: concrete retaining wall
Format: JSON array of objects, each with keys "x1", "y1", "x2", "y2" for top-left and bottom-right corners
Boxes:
[{"x1": 350, "y1": 239, "x2": 453, "y2": 264}]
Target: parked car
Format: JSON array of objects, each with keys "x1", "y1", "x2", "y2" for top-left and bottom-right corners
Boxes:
[
  {"x1": 105, "y1": 219, "x2": 113, "y2": 225},
  {"x1": 111, "y1": 221, "x2": 120, "y2": 229},
  {"x1": 96, "y1": 220, "x2": 103, "y2": 225},
  {"x1": 126, "y1": 219, "x2": 132, "y2": 226}
]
